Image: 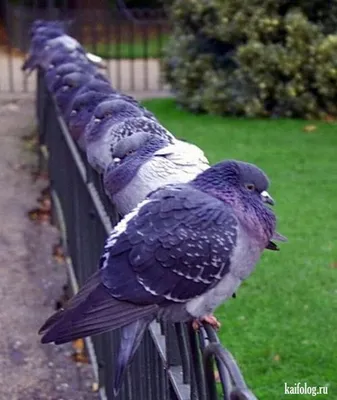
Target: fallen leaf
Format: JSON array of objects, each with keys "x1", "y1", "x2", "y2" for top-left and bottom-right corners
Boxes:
[
  {"x1": 31, "y1": 171, "x2": 49, "y2": 181},
  {"x1": 71, "y1": 352, "x2": 89, "y2": 364},
  {"x1": 273, "y1": 354, "x2": 281, "y2": 362},
  {"x1": 330, "y1": 262, "x2": 337, "y2": 268},
  {"x1": 71, "y1": 339, "x2": 89, "y2": 364},
  {"x1": 39, "y1": 197, "x2": 51, "y2": 212},
  {"x1": 303, "y1": 125, "x2": 317, "y2": 132},
  {"x1": 39, "y1": 211, "x2": 51, "y2": 224},
  {"x1": 27, "y1": 208, "x2": 40, "y2": 221},
  {"x1": 72, "y1": 338, "x2": 85, "y2": 353},
  {"x1": 323, "y1": 115, "x2": 336, "y2": 123},
  {"x1": 53, "y1": 243, "x2": 66, "y2": 264}
]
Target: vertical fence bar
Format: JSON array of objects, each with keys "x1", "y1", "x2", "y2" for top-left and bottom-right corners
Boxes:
[
  {"x1": 4, "y1": 0, "x2": 14, "y2": 92},
  {"x1": 115, "y1": 12, "x2": 122, "y2": 92},
  {"x1": 129, "y1": 21, "x2": 135, "y2": 92},
  {"x1": 157, "y1": 20, "x2": 164, "y2": 90},
  {"x1": 142, "y1": 18, "x2": 149, "y2": 91}
]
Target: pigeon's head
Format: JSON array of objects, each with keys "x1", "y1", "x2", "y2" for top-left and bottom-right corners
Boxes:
[
  {"x1": 93, "y1": 99, "x2": 143, "y2": 122},
  {"x1": 85, "y1": 99, "x2": 144, "y2": 142},
  {"x1": 111, "y1": 131, "x2": 169, "y2": 166},
  {"x1": 235, "y1": 161, "x2": 274, "y2": 206},
  {"x1": 67, "y1": 91, "x2": 114, "y2": 138},
  {"x1": 29, "y1": 20, "x2": 67, "y2": 37},
  {"x1": 192, "y1": 160, "x2": 276, "y2": 239},
  {"x1": 195, "y1": 160, "x2": 274, "y2": 205}
]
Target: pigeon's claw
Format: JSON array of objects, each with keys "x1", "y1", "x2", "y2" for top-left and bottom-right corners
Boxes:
[{"x1": 192, "y1": 314, "x2": 221, "y2": 331}]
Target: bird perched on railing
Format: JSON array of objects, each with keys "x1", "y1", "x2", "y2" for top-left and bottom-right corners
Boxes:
[
  {"x1": 28, "y1": 19, "x2": 69, "y2": 38},
  {"x1": 39, "y1": 159, "x2": 284, "y2": 395},
  {"x1": 67, "y1": 91, "x2": 117, "y2": 149},
  {"x1": 45, "y1": 62, "x2": 99, "y2": 91},
  {"x1": 84, "y1": 99, "x2": 159, "y2": 172},
  {"x1": 22, "y1": 20, "x2": 105, "y2": 75},
  {"x1": 66, "y1": 85, "x2": 163, "y2": 150},
  {"x1": 53, "y1": 72, "x2": 109, "y2": 116},
  {"x1": 104, "y1": 131, "x2": 208, "y2": 215},
  {"x1": 44, "y1": 51, "x2": 96, "y2": 72}
]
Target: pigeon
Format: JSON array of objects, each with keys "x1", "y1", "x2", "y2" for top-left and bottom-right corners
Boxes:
[
  {"x1": 39, "y1": 159, "x2": 282, "y2": 395},
  {"x1": 53, "y1": 72, "x2": 97, "y2": 115},
  {"x1": 67, "y1": 91, "x2": 116, "y2": 149},
  {"x1": 45, "y1": 62, "x2": 98, "y2": 92},
  {"x1": 28, "y1": 19, "x2": 68, "y2": 38},
  {"x1": 44, "y1": 51, "x2": 94, "y2": 72},
  {"x1": 103, "y1": 131, "x2": 208, "y2": 215},
  {"x1": 38, "y1": 44, "x2": 87, "y2": 71},
  {"x1": 65, "y1": 79, "x2": 117, "y2": 121},
  {"x1": 22, "y1": 30, "x2": 65, "y2": 73},
  {"x1": 85, "y1": 99, "x2": 155, "y2": 172},
  {"x1": 73, "y1": 88, "x2": 157, "y2": 120}
]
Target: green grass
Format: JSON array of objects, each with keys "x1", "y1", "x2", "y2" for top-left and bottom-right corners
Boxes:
[
  {"x1": 85, "y1": 35, "x2": 168, "y2": 59},
  {"x1": 142, "y1": 98, "x2": 337, "y2": 399}
]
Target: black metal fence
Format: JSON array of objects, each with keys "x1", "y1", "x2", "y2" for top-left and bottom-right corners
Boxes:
[
  {"x1": 1, "y1": 0, "x2": 169, "y2": 93},
  {"x1": 37, "y1": 67, "x2": 258, "y2": 400}
]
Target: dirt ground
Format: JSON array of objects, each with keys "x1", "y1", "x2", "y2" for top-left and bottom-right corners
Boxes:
[{"x1": 0, "y1": 97, "x2": 99, "y2": 400}]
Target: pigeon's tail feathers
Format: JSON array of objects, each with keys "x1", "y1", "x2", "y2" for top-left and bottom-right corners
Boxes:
[
  {"x1": 22, "y1": 55, "x2": 38, "y2": 73},
  {"x1": 272, "y1": 231, "x2": 287, "y2": 242},
  {"x1": 39, "y1": 271, "x2": 101, "y2": 334},
  {"x1": 39, "y1": 270, "x2": 157, "y2": 344},
  {"x1": 266, "y1": 231, "x2": 288, "y2": 250},
  {"x1": 113, "y1": 317, "x2": 153, "y2": 396},
  {"x1": 266, "y1": 241, "x2": 279, "y2": 251}
]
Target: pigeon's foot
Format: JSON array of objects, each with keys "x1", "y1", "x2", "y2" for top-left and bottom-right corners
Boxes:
[{"x1": 192, "y1": 314, "x2": 221, "y2": 330}]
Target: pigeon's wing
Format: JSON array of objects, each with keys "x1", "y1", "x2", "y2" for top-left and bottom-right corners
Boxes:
[
  {"x1": 101, "y1": 185, "x2": 238, "y2": 305},
  {"x1": 39, "y1": 186, "x2": 238, "y2": 345},
  {"x1": 154, "y1": 140, "x2": 209, "y2": 170}
]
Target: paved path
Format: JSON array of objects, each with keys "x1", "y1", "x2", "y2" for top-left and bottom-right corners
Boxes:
[{"x1": 0, "y1": 98, "x2": 99, "y2": 400}]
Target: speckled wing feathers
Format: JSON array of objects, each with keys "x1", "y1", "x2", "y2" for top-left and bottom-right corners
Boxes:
[{"x1": 101, "y1": 185, "x2": 238, "y2": 305}]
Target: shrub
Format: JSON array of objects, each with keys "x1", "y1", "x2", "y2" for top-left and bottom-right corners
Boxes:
[{"x1": 162, "y1": 0, "x2": 337, "y2": 118}]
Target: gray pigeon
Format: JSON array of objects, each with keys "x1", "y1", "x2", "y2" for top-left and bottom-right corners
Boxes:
[
  {"x1": 104, "y1": 131, "x2": 208, "y2": 215},
  {"x1": 39, "y1": 159, "x2": 282, "y2": 395},
  {"x1": 45, "y1": 62, "x2": 97, "y2": 91},
  {"x1": 85, "y1": 99, "x2": 155, "y2": 172},
  {"x1": 22, "y1": 30, "x2": 65, "y2": 73},
  {"x1": 53, "y1": 72, "x2": 101, "y2": 115},
  {"x1": 44, "y1": 51, "x2": 93, "y2": 72},
  {"x1": 67, "y1": 91, "x2": 116, "y2": 149}
]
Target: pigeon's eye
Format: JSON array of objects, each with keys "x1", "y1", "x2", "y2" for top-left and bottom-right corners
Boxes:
[
  {"x1": 126, "y1": 150, "x2": 134, "y2": 156},
  {"x1": 104, "y1": 112, "x2": 112, "y2": 118},
  {"x1": 245, "y1": 183, "x2": 255, "y2": 191}
]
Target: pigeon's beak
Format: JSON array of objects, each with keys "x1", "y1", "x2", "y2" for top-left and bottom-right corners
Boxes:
[{"x1": 261, "y1": 190, "x2": 275, "y2": 206}]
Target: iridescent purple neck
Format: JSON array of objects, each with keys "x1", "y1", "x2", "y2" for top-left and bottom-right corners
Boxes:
[{"x1": 209, "y1": 187, "x2": 276, "y2": 246}]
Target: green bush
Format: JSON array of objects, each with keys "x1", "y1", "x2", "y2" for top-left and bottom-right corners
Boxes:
[{"x1": 162, "y1": 0, "x2": 337, "y2": 118}]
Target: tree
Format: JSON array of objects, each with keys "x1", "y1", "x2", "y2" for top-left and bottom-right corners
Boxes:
[{"x1": 163, "y1": 0, "x2": 337, "y2": 118}]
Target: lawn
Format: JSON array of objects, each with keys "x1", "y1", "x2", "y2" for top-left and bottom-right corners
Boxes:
[
  {"x1": 85, "y1": 35, "x2": 168, "y2": 59},
  {"x1": 142, "y1": 98, "x2": 337, "y2": 399}
]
